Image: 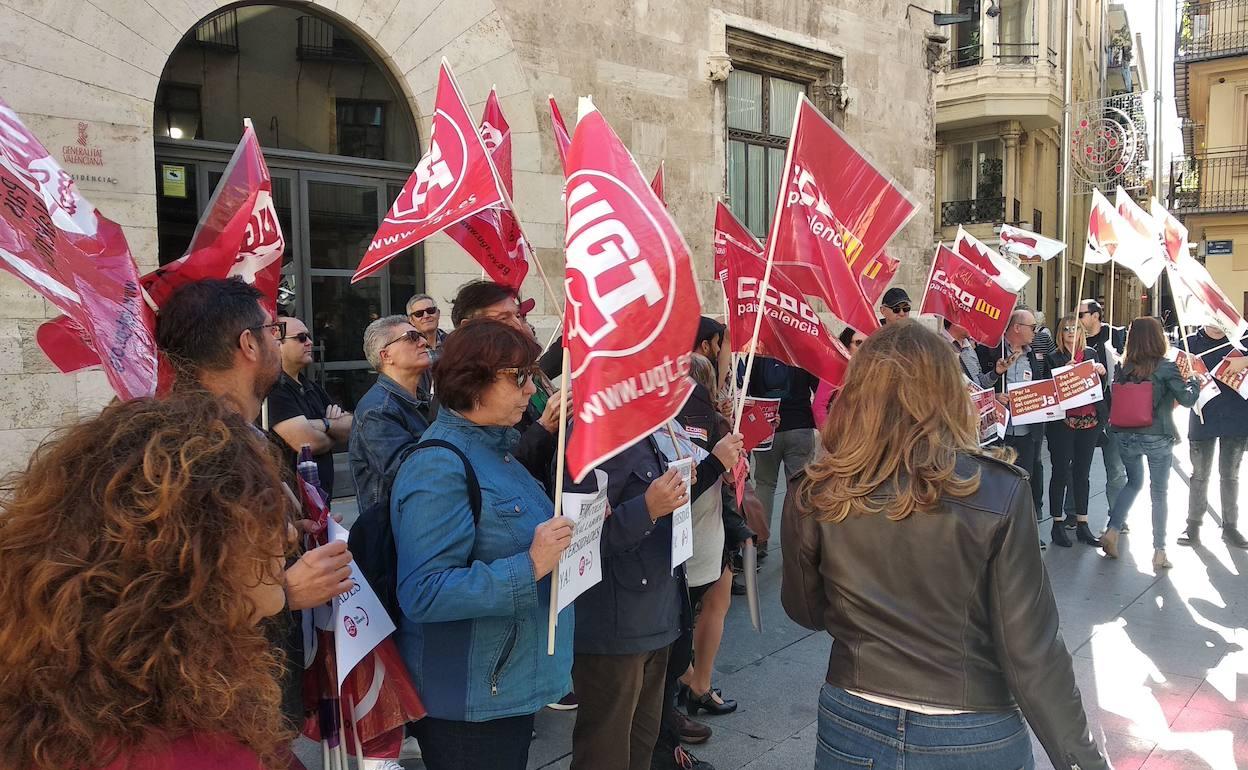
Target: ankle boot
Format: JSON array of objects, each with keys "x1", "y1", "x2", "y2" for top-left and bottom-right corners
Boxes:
[
  {"x1": 1075, "y1": 522, "x2": 1101, "y2": 546},
  {"x1": 1050, "y1": 520, "x2": 1073, "y2": 547},
  {"x1": 1177, "y1": 526, "x2": 1200, "y2": 547},
  {"x1": 1223, "y1": 527, "x2": 1248, "y2": 549}
]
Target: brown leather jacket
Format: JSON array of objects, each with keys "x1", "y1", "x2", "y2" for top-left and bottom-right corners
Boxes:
[{"x1": 781, "y1": 453, "x2": 1109, "y2": 770}]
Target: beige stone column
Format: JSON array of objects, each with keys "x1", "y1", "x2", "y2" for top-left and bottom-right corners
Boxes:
[
  {"x1": 935, "y1": 142, "x2": 945, "y2": 236},
  {"x1": 1002, "y1": 122, "x2": 1022, "y2": 223}
]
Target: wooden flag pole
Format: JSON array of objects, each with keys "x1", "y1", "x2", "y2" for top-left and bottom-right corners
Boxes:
[
  {"x1": 547, "y1": 348, "x2": 571, "y2": 656},
  {"x1": 733, "y1": 247, "x2": 775, "y2": 434},
  {"x1": 1107, "y1": 262, "x2": 1116, "y2": 325},
  {"x1": 1167, "y1": 266, "x2": 1205, "y2": 424}
]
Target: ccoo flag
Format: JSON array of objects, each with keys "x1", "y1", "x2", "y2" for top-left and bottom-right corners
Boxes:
[
  {"x1": 767, "y1": 94, "x2": 917, "y2": 334},
  {"x1": 920, "y1": 244, "x2": 1018, "y2": 346},
  {"x1": 563, "y1": 101, "x2": 700, "y2": 482},
  {"x1": 999, "y1": 223, "x2": 1065, "y2": 263},
  {"x1": 953, "y1": 226, "x2": 1029, "y2": 292},
  {"x1": 354, "y1": 60, "x2": 504, "y2": 282},
  {"x1": 1113, "y1": 186, "x2": 1166, "y2": 287},
  {"x1": 713, "y1": 201, "x2": 763, "y2": 284}
]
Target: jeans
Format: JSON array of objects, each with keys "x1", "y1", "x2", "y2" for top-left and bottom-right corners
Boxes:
[
  {"x1": 1064, "y1": 432, "x2": 1127, "y2": 519},
  {"x1": 1188, "y1": 436, "x2": 1247, "y2": 530},
  {"x1": 1047, "y1": 422, "x2": 1100, "y2": 521},
  {"x1": 753, "y1": 428, "x2": 817, "y2": 529},
  {"x1": 1107, "y1": 432, "x2": 1176, "y2": 550},
  {"x1": 412, "y1": 712, "x2": 536, "y2": 770},
  {"x1": 815, "y1": 686, "x2": 1033, "y2": 770}
]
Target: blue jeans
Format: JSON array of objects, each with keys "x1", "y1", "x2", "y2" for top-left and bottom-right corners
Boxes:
[
  {"x1": 1107, "y1": 432, "x2": 1176, "y2": 549},
  {"x1": 413, "y1": 712, "x2": 535, "y2": 770},
  {"x1": 815, "y1": 686, "x2": 1033, "y2": 770},
  {"x1": 1102, "y1": 430, "x2": 1127, "y2": 511}
]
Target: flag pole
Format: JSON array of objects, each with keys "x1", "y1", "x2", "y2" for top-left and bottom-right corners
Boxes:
[
  {"x1": 1059, "y1": 0, "x2": 1075, "y2": 318},
  {"x1": 547, "y1": 348, "x2": 570, "y2": 656},
  {"x1": 1107, "y1": 262, "x2": 1116, "y2": 325},
  {"x1": 1167, "y1": 265, "x2": 1205, "y2": 423},
  {"x1": 1151, "y1": 0, "x2": 1164, "y2": 319}
]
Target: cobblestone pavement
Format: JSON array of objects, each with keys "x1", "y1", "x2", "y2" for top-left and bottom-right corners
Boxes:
[{"x1": 300, "y1": 419, "x2": 1248, "y2": 769}]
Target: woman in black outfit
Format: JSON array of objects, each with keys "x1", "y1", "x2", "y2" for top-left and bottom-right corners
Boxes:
[{"x1": 1045, "y1": 313, "x2": 1107, "y2": 548}]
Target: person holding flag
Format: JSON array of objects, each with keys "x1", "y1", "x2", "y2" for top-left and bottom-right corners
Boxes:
[{"x1": 1077, "y1": 299, "x2": 1128, "y2": 523}]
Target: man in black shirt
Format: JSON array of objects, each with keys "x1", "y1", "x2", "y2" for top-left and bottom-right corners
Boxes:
[
  {"x1": 745, "y1": 359, "x2": 817, "y2": 549},
  {"x1": 267, "y1": 316, "x2": 352, "y2": 499}
]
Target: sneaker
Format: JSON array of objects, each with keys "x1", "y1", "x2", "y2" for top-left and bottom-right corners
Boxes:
[
  {"x1": 547, "y1": 692, "x2": 578, "y2": 710},
  {"x1": 360, "y1": 760, "x2": 404, "y2": 770},
  {"x1": 398, "y1": 736, "x2": 422, "y2": 760},
  {"x1": 1223, "y1": 527, "x2": 1248, "y2": 549}
]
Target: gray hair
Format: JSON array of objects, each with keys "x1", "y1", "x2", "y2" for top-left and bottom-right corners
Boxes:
[
  {"x1": 405, "y1": 293, "x2": 436, "y2": 315},
  {"x1": 363, "y1": 315, "x2": 410, "y2": 369}
]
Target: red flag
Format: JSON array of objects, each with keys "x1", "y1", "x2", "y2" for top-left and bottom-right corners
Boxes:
[
  {"x1": 0, "y1": 99, "x2": 157, "y2": 400},
  {"x1": 724, "y1": 241, "x2": 850, "y2": 387},
  {"x1": 767, "y1": 95, "x2": 917, "y2": 334},
  {"x1": 920, "y1": 245, "x2": 1017, "y2": 346},
  {"x1": 549, "y1": 96, "x2": 573, "y2": 174},
  {"x1": 859, "y1": 250, "x2": 899, "y2": 307},
  {"x1": 1151, "y1": 197, "x2": 1188, "y2": 265},
  {"x1": 37, "y1": 121, "x2": 285, "y2": 387},
  {"x1": 713, "y1": 202, "x2": 762, "y2": 285},
  {"x1": 354, "y1": 60, "x2": 503, "y2": 282},
  {"x1": 564, "y1": 104, "x2": 700, "y2": 482},
  {"x1": 480, "y1": 88, "x2": 512, "y2": 197},
  {"x1": 738, "y1": 397, "x2": 781, "y2": 454},
  {"x1": 651, "y1": 163, "x2": 665, "y2": 205},
  {"x1": 1169, "y1": 252, "x2": 1248, "y2": 340}
]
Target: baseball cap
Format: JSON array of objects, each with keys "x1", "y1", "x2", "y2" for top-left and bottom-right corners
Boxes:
[{"x1": 881, "y1": 287, "x2": 911, "y2": 308}]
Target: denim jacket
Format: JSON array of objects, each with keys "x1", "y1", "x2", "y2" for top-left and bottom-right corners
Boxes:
[
  {"x1": 349, "y1": 374, "x2": 431, "y2": 519},
  {"x1": 390, "y1": 409, "x2": 573, "y2": 721}
]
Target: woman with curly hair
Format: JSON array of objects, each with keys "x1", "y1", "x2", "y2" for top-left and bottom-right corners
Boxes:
[{"x1": 0, "y1": 392, "x2": 295, "y2": 770}]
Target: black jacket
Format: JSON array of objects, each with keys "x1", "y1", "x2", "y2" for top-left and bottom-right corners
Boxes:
[
  {"x1": 676, "y1": 383, "x2": 754, "y2": 549},
  {"x1": 975, "y1": 342, "x2": 1052, "y2": 395},
  {"x1": 781, "y1": 454, "x2": 1108, "y2": 770}
]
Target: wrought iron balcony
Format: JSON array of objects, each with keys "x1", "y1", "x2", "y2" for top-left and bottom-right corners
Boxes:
[
  {"x1": 1170, "y1": 147, "x2": 1248, "y2": 214},
  {"x1": 940, "y1": 197, "x2": 1005, "y2": 227},
  {"x1": 1176, "y1": 0, "x2": 1248, "y2": 62},
  {"x1": 297, "y1": 15, "x2": 369, "y2": 63},
  {"x1": 994, "y1": 42, "x2": 1039, "y2": 64}
]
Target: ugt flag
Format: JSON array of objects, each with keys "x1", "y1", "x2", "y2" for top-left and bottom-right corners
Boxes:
[
  {"x1": 38, "y1": 120, "x2": 285, "y2": 384},
  {"x1": 563, "y1": 101, "x2": 700, "y2": 482},
  {"x1": 724, "y1": 240, "x2": 850, "y2": 388},
  {"x1": 354, "y1": 59, "x2": 504, "y2": 282},
  {"x1": 999, "y1": 223, "x2": 1065, "y2": 263},
  {"x1": 1169, "y1": 252, "x2": 1248, "y2": 342},
  {"x1": 443, "y1": 87, "x2": 531, "y2": 290},
  {"x1": 920, "y1": 244, "x2": 1017, "y2": 346},
  {"x1": 953, "y1": 226, "x2": 1029, "y2": 292},
  {"x1": 767, "y1": 94, "x2": 917, "y2": 334},
  {"x1": 714, "y1": 201, "x2": 763, "y2": 284},
  {"x1": 1114, "y1": 186, "x2": 1166, "y2": 287},
  {"x1": 0, "y1": 98, "x2": 157, "y2": 400}
]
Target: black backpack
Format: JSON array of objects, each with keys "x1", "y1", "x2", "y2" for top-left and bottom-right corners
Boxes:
[{"x1": 347, "y1": 439, "x2": 482, "y2": 624}]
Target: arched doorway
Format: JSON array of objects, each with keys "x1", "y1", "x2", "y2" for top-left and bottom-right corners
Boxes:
[{"x1": 153, "y1": 3, "x2": 421, "y2": 417}]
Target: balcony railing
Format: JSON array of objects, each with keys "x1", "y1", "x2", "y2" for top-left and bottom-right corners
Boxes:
[
  {"x1": 950, "y1": 43, "x2": 983, "y2": 69},
  {"x1": 193, "y1": 9, "x2": 238, "y2": 52},
  {"x1": 1170, "y1": 147, "x2": 1248, "y2": 214},
  {"x1": 1176, "y1": 0, "x2": 1248, "y2": 62},
  {"x1": 297, "y1": 15, "x2": 369, "y2": 62},
  {"x1": 941, "y1": 197, "x2": 1006, "y2": 227},
  {"x1": 994, "y1": 42, "x2": 1039, "y2": 64}
]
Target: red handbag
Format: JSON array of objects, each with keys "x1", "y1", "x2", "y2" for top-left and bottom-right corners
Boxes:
[{"x1": 1108, "y1": 379, "x2": 1154, "y2": 429}]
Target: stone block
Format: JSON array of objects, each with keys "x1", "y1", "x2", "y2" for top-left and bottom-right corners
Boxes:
[
  {"x1": 74, "y1": 369, "x2": 117, "y2": 418},
  {"x1": 0, "y1": 373, "x2": 77, "y2": 431},
  {"x1": 372, "y1": 0, "x2": 441, "y2": 53},
  {"x1": 512, "y1": 170, "x2": 566, "y2": 227},
  {"x1": 391, "y1": 0, "x2": 495, "y2": 75},
  {"x1": 630, "y1": 120, "x2": 667, "y2": 160},
  {"x1": 510, "y1": 130, "x2": 543, "y2": 174},
  {"x1": 0, "y1": 60, "x2": 152, "y2": 128},
  {"x1": 596, "y1": 60, "x2": 689, "y2": 101},
  {"x1": 0, "y1": 274, "x2": 51, "y2": 320},
  {"x1": 0, "y1": 426, "x2": 54, "y2": 477}
]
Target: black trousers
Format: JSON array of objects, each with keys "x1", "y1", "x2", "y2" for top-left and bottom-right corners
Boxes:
[
  {"x1": 656, "y1": 581, "x2": 715, "y2": 750},
  {"x1": 412, "y1": 712, "x2": 535, "y2": 770},
  {"x1": 1047, "y1": 421, "x2": 1100, "y2": 521},
  {"x1": 1005, "y1": 432, "x2": 1042, "y2": 519}
]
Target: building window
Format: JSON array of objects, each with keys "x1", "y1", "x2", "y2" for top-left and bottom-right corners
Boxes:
[
  {"x1": 942, "y1": 139, "x2": 1004, "y2": 225},
  {"x1": 952, "y1": 0, "x2": 982, "y2": 68},
  {"x1": 336, "y1": 100, "x2": 386, "y2": 160},
  {"x1": 726, "y1": 69, "x2": 805, "y2": 236},
  {"x1": 154, "y1": 84, "x2": 202, "y2": 140}
]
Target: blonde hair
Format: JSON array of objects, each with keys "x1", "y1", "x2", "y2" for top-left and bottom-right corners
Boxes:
[
  {"x1": 1055, "y1": 313, "x2": 1087, "y2": 357},
  {"x1": 798, "y1": 321, "x2": 981, "y2": 522},
  {"x1": 689, "y1": 353, "x2": 717, "y2": 395}
]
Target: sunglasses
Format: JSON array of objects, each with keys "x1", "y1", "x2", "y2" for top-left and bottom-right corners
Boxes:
[
  {"x1": 1062, "y1": 326, "x2": 1078, "y2": 333},
  {"x1": 1078, "y1": 311, "x2": 1092, "y2": 318},
  {"x1": 249, "y1": 321, "x2": 286, "y2": 340},
  {"x1": 409, "y1": 306, "x2": 439, "y2": 318},
  {"x1": 888, "y1": 303, "x2": 911, "y2": 314},
  {"x1": 499, "y1": 365, "x2": 542, "y2": 389},
  {"x1": 283, "y1": 332, "x2": 313, "y2": 344},
  {"x1": 382, "y1": 329, "x2": 425, "y2": 350}
]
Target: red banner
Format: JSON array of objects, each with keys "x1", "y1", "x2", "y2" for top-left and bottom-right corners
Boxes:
[
  {"x1": 725, "y1": 241, "x2": 851, "y2": 388},
  {"x1": 919, "y1": 245, "x2": 1017, "y2": 346},
  {"x1": 767, "y1": 95, "x2": 917, "y2": 334},
  {"x1": 739, "y1": 396, "x2": 780, "y2": 453},
  {"x1": 354, "y1": 60, "x2": 503, "y2": 282},
  {"x1": 859, "y1": 250, "x2": 898, "y2": 307},
  {"x1": 563, "y1": 105, "x2": 701, "y2": 482},
  {"x1": 650, "y1": 162, "x2": 665, "y2": 205},
  {"x1": 953, "y1": 227, "x2": 1029, "y2": 292},
  {"x1": 480, "y1": 88, "x2": 512, "y2": 197},
  {"x1": 713, "y1": 202, "x2": 762, "y2": 284},
  {"x1": 38, "y1": 121, "x2": 285, "y2": 387},
  {"x1": 0, "y1": 99, "x2": 157, "y2": 400},
  {"x1": 549, "y1": 96, "x2": 573, "y2": 174}
]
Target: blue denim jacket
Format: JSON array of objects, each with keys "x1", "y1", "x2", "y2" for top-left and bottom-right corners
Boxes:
[
  {"x1": 349, "y1": 374, "x2": 431, "y2": 519},
  {"x1": 391, "y1": 409, "x2": 573, "y2": 721}
]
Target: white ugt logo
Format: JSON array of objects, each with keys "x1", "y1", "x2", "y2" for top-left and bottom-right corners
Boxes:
[
  {"x1": 410, "y1": 138, "x2": 455, "y2": 210},
  {"x1": 565, "y1": 180, "x2": 664, "y2": 346}
]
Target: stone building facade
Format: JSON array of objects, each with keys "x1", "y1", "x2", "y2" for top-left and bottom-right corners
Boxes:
[{"x1": 0, "y1": 0, "x2": 937, "y2": 477}]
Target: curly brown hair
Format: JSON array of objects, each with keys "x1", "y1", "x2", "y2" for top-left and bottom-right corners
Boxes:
[{"x1": 0, "y1": 392, "x2": 295, "y2": 770}]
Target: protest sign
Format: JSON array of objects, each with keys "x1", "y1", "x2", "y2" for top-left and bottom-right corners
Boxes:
[
  {"x1": 740, "y1": 396, "x2": 781, "y2": 453},
  {"x1": 1212, "y1": 352, "x2": 1248, "y2": 399},
  {"x1": 556, "y1": 470, "x2": 608, "y2": 613},
  {"x1": 563, "y1": 100, "x2": 700, "y2": 482},
  {"x1": 669, "y1": 457, "x2": 694, "y2": 571},
  {"x1": 1052, "y1": 360, "x2": 1104, "y2": 410},
  {"x1": 970, "y1": 387, "x2": 1006, "y2": 446},
  {"x1": 919, "y1": 245, "x2": 1016, "y2": 346},
  {"x1": 1007, "y1": 379, "x2": 1064, "y2": 425},
  {"x1": 1174, "y1": 350, "x2": 1209, "y2": 380},
  {"x1": 953, "y1": 227, "x2": 1029, "y2": 292},
  {"x1": 327, "y1": 519, "x2": 396, "y2": 688}
]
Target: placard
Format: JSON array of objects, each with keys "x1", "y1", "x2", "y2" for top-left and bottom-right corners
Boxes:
[
  {"x1": 970, "y1": 387, "x2": 1006, "y2": 445},
  {"x1": 668, "y1": 457, "x2": 694, "y2": 571},
  {"x1": 1213, "y1": 352, "x2": 1248, "y2": 399},
  {"x1": 327, "y1": 518, "x2": 396, "y2": 687},
  {"x1": 556, "y1": 469, "x2": 608, "y2": 613},
  {"x1": 1052, "y1": 361, "x2": 1104, "y2": 410},
  {"x1": 740, "y1": 396, "x2": 781, "y2": 452},
  {"x1": 1007, "y1": 378, "x2": 1064, "y2": 425}
]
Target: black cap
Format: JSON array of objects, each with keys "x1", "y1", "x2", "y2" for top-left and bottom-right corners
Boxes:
[
  {"x1": 695, "y1": 316, "x2": 726, "y2": 350},
  {"x1": 881, "y1": 287, "x2": 911, "y2": 308}
]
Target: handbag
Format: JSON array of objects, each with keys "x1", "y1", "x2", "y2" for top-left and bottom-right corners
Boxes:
[{"x1": 1108, "y1": 372, "x2": 1154, "y2": 429}]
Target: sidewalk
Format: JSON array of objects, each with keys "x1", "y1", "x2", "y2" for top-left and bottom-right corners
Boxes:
[{"x1": 300, "y1": 421, "x2": 1247, "y2": 769}]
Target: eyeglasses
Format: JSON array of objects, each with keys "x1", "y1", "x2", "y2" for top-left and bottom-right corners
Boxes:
[
  {"x1": 282, "y1": 332, "x2": 313, "y2": 344},
  {"x1": 1016, "y1": 323, "x2": 1037, "y2": 330},
  {"x1": 409, "y1": 306, "x2": 439, "y2": 318},
  {"x1": 499, "y1": 365, "x2": 542, "y2": 389},
  {"x1": 1062, "y1": 326, "x2": 1078, "y2": 333},
  {"x1": 888, "y1": 303, "x2": 911, "y2": 314},
  {"x1": 249, "y1": 321, "x2": 286, "y2": 340},
  {"x1": 382, "y1": 329, "x2": 425, "y2": 350},
  {"x1": 1078, "y1": 311, "x2": 1091, "y2": 318}
]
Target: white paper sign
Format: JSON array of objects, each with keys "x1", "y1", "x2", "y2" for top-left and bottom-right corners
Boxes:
[
  {"x1": 328, "y1": 518, "x2": 396, "y2": 687},
  {"x1": 1007, "y1": 378, "x2": 1065, "y2": 425},
  {"x1": 668, "y1": 457, "x2": 694, "y2": 572},
  {"x1": 1051, "y1": 361, "x2": 1105, "y2": 410},
  {"x1": 557, "y1": 469, "x2": 608, "y2": 613}
]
